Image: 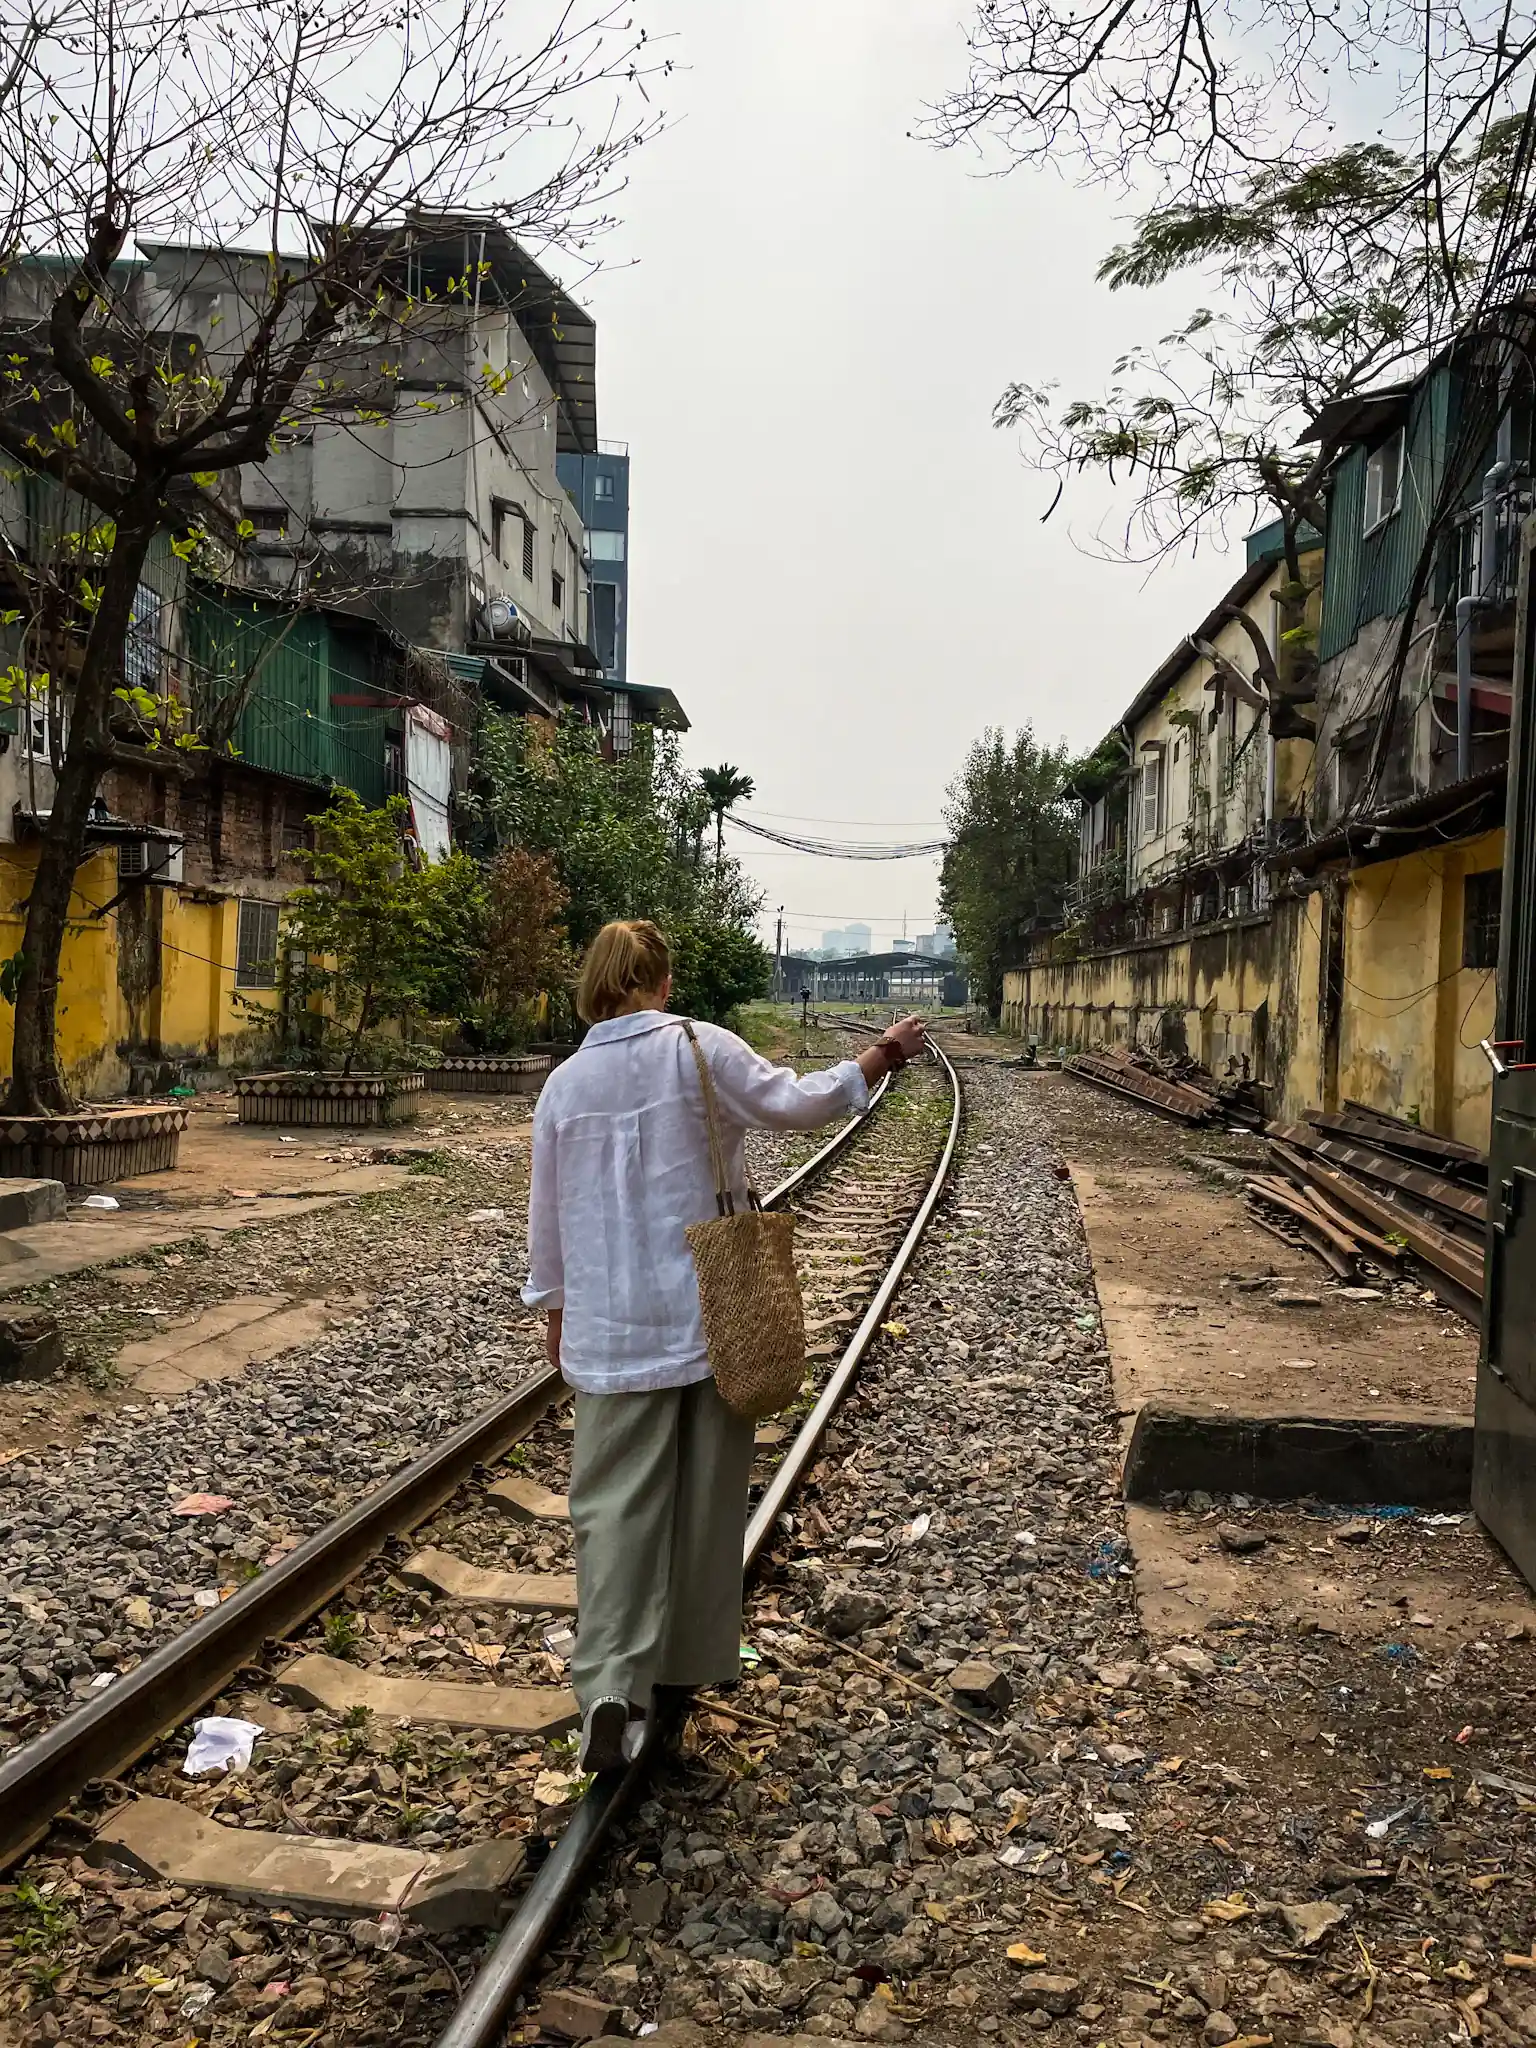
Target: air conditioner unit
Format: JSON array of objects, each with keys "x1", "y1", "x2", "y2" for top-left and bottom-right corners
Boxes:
[
  {"x1": 118, "y1": 838, "x2": 184, "y2": 885},
  {"x1": 478, "y1": 597, "x2": 531, "y2": 644}
]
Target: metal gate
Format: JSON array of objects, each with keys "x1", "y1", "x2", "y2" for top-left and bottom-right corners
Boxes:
[{"x1": 1473, "y1": 513, "x2": 1536, "y2": 1582}]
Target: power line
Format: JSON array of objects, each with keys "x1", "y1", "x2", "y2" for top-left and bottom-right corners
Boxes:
[
  {"x1": 726, "y1": 815, "x2": 948, "y2": 859},
  {"x1": 743, "y1": 806, "x2": 948, "y2": 829}
]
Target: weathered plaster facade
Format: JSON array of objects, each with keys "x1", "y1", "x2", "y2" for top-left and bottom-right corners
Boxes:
[
  {"x1": 1003, "y1": 830, "x2": 1503, "y2": 1150},
  {"x1": 1003, "y1": 898, "x2": 1320, "y2": 1121}
]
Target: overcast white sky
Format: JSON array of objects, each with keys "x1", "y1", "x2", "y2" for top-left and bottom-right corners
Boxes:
[{"x1": 581, "y1": 0, "x2": 1237, "y2": 958}]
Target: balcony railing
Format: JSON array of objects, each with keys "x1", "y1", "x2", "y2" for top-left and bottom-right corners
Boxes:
[{"x1": 1440, "y1": 481, "x2": 1535, "y2": 611}]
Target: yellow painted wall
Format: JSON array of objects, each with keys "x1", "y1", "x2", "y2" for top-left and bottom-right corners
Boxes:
[
  {"x1": 0, "y1": 846, "x2": 132, "y2": 1098},
  {"x1": 1338, "y1": 830, "x2": 1501, "y2": 1150},
  {"x1": 1002, "y1": 896, "x2": 1321, "y2": 1121},
  {"x1": 0, "y1": 853, "x2": 284, "y2": 1098},
  {"x1": 1002, "y1": 829, "x2": 1504, "y2": 1150}
]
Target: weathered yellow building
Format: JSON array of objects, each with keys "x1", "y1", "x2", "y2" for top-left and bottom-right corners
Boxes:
[
  {"x1": 1003, "y1": 470, "x2": 1511, "y2": 1153},
  {"x1": 0, "y1": 844, "x2": 282, "y2": 1102}
]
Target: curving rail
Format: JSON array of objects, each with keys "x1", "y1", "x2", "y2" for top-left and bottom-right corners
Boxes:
[
  {"x1": 0, "y1": 1028, "x2": 962, "y2": 2048},
  {"x1": 0, "y1": 1052, "x2": 894, "y2": 1870},
  {"x1": 435, "y1": 1034, "x2": 962, "y2": 2048}
]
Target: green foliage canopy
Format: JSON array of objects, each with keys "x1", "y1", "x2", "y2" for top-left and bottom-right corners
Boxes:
[
  {"x1": 465, "y1": 715, "x2": 770, "y2": 1025},
  {"x1": 939, "y1": 726, "x2": 1077, "y2": 1014}
]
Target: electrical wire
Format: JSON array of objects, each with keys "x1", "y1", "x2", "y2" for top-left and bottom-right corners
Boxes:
[
  {"x1": 726, "y1": 815, "x2": 948, "y2": 860},
  {"x1": 743, "y1": 807, "x2": 949, "y2": 830}
]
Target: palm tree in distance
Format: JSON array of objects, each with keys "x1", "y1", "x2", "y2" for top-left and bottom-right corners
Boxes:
[{"x1": 699, "y1": 764, "x2": 755, "y2": 879}]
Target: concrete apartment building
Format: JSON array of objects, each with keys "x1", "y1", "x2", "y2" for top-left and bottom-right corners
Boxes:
[
  {"x1": 0, "y1": 221, "x2": 684, "y2": 1096},
  {"x1": 148, "y1": 219, "x2": 612, "y2": 727}
]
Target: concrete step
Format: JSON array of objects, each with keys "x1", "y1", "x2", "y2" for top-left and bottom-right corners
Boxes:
[{"x1": 0, "y1": 1178, "x2": 65, "y2": 1231}]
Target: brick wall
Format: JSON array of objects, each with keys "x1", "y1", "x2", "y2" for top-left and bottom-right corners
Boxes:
[{"x1": 101, "y1": 759, "x2": 317, "y2": 900}]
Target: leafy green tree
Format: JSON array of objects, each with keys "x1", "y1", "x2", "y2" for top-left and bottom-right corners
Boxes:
[
  {"x1": 474, "y1": 848, "x2": 576, "y2": 1048},
  {"x1": 670, "y1": 917, "x2": 772, "y2": 1024},
  {"x1": 463, "y1": 716, "x2": 766, "y2": 985},
  {"x1": 283, "y1": 794, "x2": 431, "y2": 1075},
  {"x1": 413, "y1": 854, "x2": 491, "y2": 1027},
  {"x1": 465, "y1": 716, "x2": 683, "y2": 946},
  {"x1": 940, "y1": 727, "x2": 1077, "y2": 1014}
]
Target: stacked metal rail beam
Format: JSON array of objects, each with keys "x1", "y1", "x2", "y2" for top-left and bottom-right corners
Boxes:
[{"x1": 1255, "y1": 1102, "x2": 1488, "y2": 1317}]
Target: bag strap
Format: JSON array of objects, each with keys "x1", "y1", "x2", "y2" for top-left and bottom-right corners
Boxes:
[{"x1": 680, "y1": 1020, "x2": 734, "y2": 1217}]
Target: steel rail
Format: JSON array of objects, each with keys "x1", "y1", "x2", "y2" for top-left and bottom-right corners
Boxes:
[
  {"x1": 435, "y1": 1039, "x2": 962, "y2": 2048},
  {"x1": 746, "y1": 1038, "x2": 961, "y2": 1567},
  {"x1": 0, "y1": 1045, "x2": 888, "y2": 1874}
]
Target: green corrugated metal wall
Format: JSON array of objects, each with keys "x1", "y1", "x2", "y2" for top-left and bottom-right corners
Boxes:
[
  {"x1": 184, "y1": 588, "x2": 391, "y2": 804},
  {"x1": 1318, "y1": 369, "x2": 1453, "y2": 663}
]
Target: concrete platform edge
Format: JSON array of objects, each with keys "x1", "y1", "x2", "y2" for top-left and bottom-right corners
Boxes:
[{"x1": 1124, "y1": 1400, "x2": 1474, "y2": 1506}]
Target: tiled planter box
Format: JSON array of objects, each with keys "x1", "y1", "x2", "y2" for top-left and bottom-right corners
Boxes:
[
  {"x1": 233, "y1": 1072, "x2": 426, "y2": 1128},
  {"x1": 528, "y1": 1041, "x2": 579, "y2": 1067},
  {"x1": 426, "y1": 1054, "x2": 552, "y2": 1095},
  {"x1": 0, "y1": 1105, "x2": 189, "y2": 1186}
]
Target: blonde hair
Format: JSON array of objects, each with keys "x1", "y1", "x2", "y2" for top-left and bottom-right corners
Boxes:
[{"x1": 576, "y1": 918, "x2": 671, "y2": 1024}]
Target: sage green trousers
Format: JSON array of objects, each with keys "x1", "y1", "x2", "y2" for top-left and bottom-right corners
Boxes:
[{"x1": 568, "y1": 1377, "x2": 756, "y2": 1715}]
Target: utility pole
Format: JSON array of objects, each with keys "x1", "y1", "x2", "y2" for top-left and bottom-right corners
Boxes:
[{"x1": 774, "y1": 906, "x2": 784, "y2": 1000}]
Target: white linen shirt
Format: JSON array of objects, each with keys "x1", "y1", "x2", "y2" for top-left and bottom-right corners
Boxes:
[{"x1": 521, "y1": 1011, "x2": 870, "y2": 1394}]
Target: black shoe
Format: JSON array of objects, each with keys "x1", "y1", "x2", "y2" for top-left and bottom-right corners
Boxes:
[{"x1": 578, "y1": 1697, "x2": 630, "y2": 1772}]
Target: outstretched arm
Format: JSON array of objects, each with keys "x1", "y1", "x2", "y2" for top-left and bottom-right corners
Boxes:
[{"x1": 702, "y1": 1016, "x2": 928, "y2": 1132}]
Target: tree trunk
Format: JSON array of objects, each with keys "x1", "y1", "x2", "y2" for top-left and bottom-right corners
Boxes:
[
  {"x1": 344, "y1": 985, "x2": 374, "y2": 1076},
  {"x1": 5, "y1": 512, "x2": 158, "y2": 1117}
]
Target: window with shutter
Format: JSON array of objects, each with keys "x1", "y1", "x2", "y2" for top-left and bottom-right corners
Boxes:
[
  {"x1": 235, "y1": 899, "x2": 281, "y2": 989},
  {"x1": 1140, "y1": 751, "x2": 1164, "y2": 839},
  {"x1": 1363, "y1": 429, "x2": 1404, "y2": 532},
  {"x1": 521, "y1": 514, "x2": 534, "y2": 582}
]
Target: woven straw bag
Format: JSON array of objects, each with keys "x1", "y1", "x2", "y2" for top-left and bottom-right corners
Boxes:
[{"x1": 680, "y1": 1021, "x2": 807, "y2": 1422}]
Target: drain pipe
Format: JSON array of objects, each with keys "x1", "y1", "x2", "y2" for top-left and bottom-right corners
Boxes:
[
  {"x1": 1455, "y1": 588, "x2": 1480, "y2": 783},
  {"x1": 1265, "y1": 590, "x2": 1282, "y2": 834},
  {"x1": 1459, "y1": 361, "x2": 1514, "y2": 780}
]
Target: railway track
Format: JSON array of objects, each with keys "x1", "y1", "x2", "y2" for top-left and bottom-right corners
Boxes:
[{"x1": 0, "y1": 1033, "x2": 960, "y2": 2048}]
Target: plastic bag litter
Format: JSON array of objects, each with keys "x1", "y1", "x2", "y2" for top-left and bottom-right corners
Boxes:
[
  {"x1": 467, "y1": 1207, "x2": 506, "y2": 1222},
  {"x1": 183, "y1": 1716, "x2": 264, "y2": 1777}
]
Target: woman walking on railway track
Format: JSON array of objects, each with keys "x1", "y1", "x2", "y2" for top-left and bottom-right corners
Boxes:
[{"x1": 523, "y1": 917, "x2": 927, "y2": 1772}]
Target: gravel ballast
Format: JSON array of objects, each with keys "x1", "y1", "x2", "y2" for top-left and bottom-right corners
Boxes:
[
  {"x1": 9, "y1": 1058, "x2": 1536, "y2": 2048},
  {"x1": 0, "y1": 1137, "x2": 545, "y2": 1742}
]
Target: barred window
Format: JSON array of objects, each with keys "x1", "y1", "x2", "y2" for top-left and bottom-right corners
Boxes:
[
  {"x1": 1463, "y1": 870, "x2": 1502, "y2": 970},
  {"x1": 610, "y1": 690, "x2": 632, "y2": 756},
  {"x1": 235, "y1": 898, "x2": 281, "y2": 989},
  {"x1": 124, "y1": 582, "x2": 162, "y2": 689}
]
